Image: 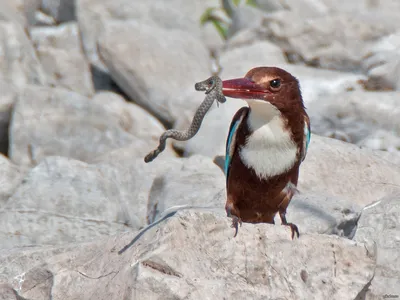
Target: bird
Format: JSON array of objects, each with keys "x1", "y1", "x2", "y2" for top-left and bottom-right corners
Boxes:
[{"x1": 221, "y1": 66, "x2": 310, "y2": 239}]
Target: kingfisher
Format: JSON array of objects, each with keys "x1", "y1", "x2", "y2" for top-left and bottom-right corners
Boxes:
[{"x1": 221, "y1": 67, "x2": 310, "y2": 239}]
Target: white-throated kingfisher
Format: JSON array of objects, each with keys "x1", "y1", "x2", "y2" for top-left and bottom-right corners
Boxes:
[{"x1": 221, "y1": 67, "x2": 310, "y2": 239}]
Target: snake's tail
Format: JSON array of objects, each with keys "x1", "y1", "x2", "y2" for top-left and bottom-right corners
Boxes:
[{"x1": 144, "y1": 135, "x2": 168, "y2": 163}]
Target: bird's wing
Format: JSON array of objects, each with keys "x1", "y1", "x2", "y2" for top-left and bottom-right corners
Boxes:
[
  {"x1": 225, "y1": 107, "x2": 249, "y2": 180},
  {"x1": 301, "y1": 114, "x2": 311, "y2": 162}
]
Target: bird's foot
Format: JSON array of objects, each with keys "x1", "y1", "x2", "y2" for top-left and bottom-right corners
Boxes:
[
  {"x1": 283, "y1": 222, "x2": 299, "y2": 239},
  {"x1": 231, "y1": 216, "x2": 242, "y2": 238}
]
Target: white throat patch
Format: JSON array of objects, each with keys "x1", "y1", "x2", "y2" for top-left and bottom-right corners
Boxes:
[{"x1": 239, "y1": 100, "x2": 298, "y2": 179}]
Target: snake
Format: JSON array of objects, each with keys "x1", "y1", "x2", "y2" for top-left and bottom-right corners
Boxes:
[{"x1": 144, "y1": 75, "x2": 226, "y2": 163}]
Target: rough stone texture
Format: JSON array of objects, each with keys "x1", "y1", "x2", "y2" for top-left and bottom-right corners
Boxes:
[
  {"x1": 9, "y1": 85, "x2": 164, "y2": 167},
  {"x1": 354, "y1": 194, "x2": 400, "y2": 298},
  {"x1": 0, "y1": 210, "x2": 375, "y2": 300},
  {"x1": 0, "y1": 155, "x2": 181, "y2": 249},
  {"x1": 257, "y1": 11, "x2": 399, "y2": 71},
  {"x1": 308, "y1": 90, "x2": 400, "y2": 151},
  {"x1": 298, "y1": 135, "x2": 400, "y2": 207},
  {"x1": 76, "y1": 0, "x2": 219, "y2": 73},
  {"x1": 98, "y1": 21, "x2": 211, "y2": 125},
  {"x1": 0, "y1": 155, "x2": 26, "y2": 208},
  {"x1": 362, "y1": 30, "x2": 400, "y2": 91},
  {"x1": 0, "y1": 21, "x2": 47, "y2": 87},
  {"x1": 30, "y1": 22, "x2": 94, "y2": 96},
  {"x1": 147, "y1": 155, "x2": 226, "y2": 224},
  {"x1": 0, "y1": 0, "x2": 29, "y2": 27}
]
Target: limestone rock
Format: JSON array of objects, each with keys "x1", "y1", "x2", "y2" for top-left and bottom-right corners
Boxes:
[
  {"x1": 299, "y1": 135, "x2": 400, "y2": 207},
  {"x1": 354, "y1": 194, "x2": 400, "y2": 298},
  {"x1": 9, "y1": 85, "x2": 165, "y2": 166},
  {"x1": 0, "y1": 21, "x2": 47, "y2": 87},
  {"x1": 0, "y1": 210, "x2": 375, "y2": 299},
  {"x1": 308, "y1": 90, "x2": 400, "y2": 150},
  {"x1": 0, "y1": 154, "x2": 26, "y2": 208},
  {"x1": 30, "y1": 22, "x2": 94, "y2": 96},
  {"x1": 98, "y1": 21, "x2": 211, "y2": 125}
]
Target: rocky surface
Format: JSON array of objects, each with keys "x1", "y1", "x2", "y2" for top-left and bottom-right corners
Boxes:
[
  {"x1": 0, "y1": 0, "x2": 399, "y2": 299},
  {"x1": 0, "y1": 210, "x2": 375, "y2": 300}
]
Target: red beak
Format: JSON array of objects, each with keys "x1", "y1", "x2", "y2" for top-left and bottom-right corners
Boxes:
[{"x1": 222, "y1": 78, "x2": 268, "y2": 99}]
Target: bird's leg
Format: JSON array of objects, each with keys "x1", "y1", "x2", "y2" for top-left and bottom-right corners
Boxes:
[
  {"x1": 226, "y1": 205, "x2": 242, "y2": 237},
  {"x1": 279, "y1": 209, "x2": 299, "y2": 239}
]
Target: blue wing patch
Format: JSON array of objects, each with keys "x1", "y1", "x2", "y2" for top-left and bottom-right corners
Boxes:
[
  {"x1": 224, "y1": 107, "x2": 248, "y2": 180},
  {"x1": 302, "y1": 117, "x2": 311, "y2": 162},
  {"x1": 224, "y1": 121, "x2": 240, "y2": 175}
]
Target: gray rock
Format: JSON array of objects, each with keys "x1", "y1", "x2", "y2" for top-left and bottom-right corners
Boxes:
[
  {"x1": 30, "y1": 22, "x2": 94, "y2": 96},
  {"x1": 98, "y1": 20, "x2": 211, "y2": 125},
  {"x1": 308, "y1": 90, "x2": 400, "y2": 149},
  {"x1": 41, "y1": 0, "x2": 75, "y2": 23},
  {"x1": 0, "y1": 21, "x2": 47, "y2": 87},
  {"x1": 76, "y1": 0, "x2": 219, "y2": 72},
  {"x1": 0, "y1": 154, "x2": 26, "y2": 208},
  {"x1": 0, "y1": 0, "x2": 29, "y2": 27},
  {"x1": 258, "y1": 11, "x2": 399, "y2": 71},
  {"x1": 287, "y1": 192, "x2": 361, "y2": 238},
  {"x1": 354, "y1": 194, "x2": 400, "y2": 298},
  {"x1": 321, "y1": 0, "x2": 400, "y2": 13},
  {"x1": 361, "y1": 31, "x2": 400, "y2": 91},
  {"x1": 254, "y1": 0, "x2": 329, "y2": 16},
  {"x1": 147, "y1": 155, "x2": 226, "y2": 224},
  {"x1": 0, "y1": 210, "x2": 375, "y2": 299},
  {"x1": 0, "y1": 155, "x2": 181, "y2": 249},
  {"x1": 299, "y1": 135, "x2": 400, "y2": 207},
  {"x1": 9, "y1": 85, "x2": 164, "y2": 167}
]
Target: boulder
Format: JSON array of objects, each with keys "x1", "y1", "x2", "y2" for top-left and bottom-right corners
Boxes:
[
  {"x1": 0, "y1": 210, "x2": 375, "y2": 299},
  {"x1": 0, "y1": 80, "x2": 18, "y2": 154},
  {"x1": 308, "y1": 90, "x2": 400, "y2": 151},
  {"x1": 299, "y1": 135, "x2": 400, "y2": 207},
  {"x1": 9, "y1": 85, "x2": 165, "y2": 167},
  {"x1": 30, "y1": 22, "x2": 94, "y2": 96},
  {"x1": 98, "y1": 20, "x2": 211, "y2": 125},
  {"x1": 0, "y1": 154, "x2": 26, "y2": 208},
  {"x1": 354, "y1": 194, "x2": 400, "y2": 298},
  {"x1": 41, "y1": 0, "x2": 75, "y2": 23},
  {"x1": 0, "y1": 21, "x2": 47, "y2": 87}
]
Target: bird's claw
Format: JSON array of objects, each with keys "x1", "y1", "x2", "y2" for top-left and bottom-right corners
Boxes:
[
  {"x1": 284, "y1": 222, "x2": 300, "y2": 239},
  {"x1": 231, "y1": 216, "x2": 242, "y2": 238}
]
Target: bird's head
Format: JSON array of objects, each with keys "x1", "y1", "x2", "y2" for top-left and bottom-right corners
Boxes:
[{"x1": 222, "y1": 67, "x2": 304, "y2": 113}]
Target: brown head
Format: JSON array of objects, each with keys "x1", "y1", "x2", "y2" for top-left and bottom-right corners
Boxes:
[
  {"x1": 222, "y1": 66, "x2": 305, "y2": 114},
  {"x1": 222, "y1": 67, "x2": 308, "y2": 158}
]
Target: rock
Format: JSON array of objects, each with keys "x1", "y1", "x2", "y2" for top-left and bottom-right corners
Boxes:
[
  {"x1": 257, "y1": 11, "x2": 399, "y2": 71},
  {"x1": 147, "y1": 155, "x2": 225, "y2": 223},
  {"x1": 0, "y1": 154, "x2": 26, "y2": 208},
  {"x1": 98, "y1": 21, "x2": 211, "y2": 125},
  {"x1": 0, "y1": 0, "x2": 29, "y2": 27},
  {"x1": 226, "y1": 4, "x2": 266, "y2": 39},
  {"x1": 361, "y1": 31, "x2": 400, "y2": 91},
  {"x1": 41, "y1": 0, "x2": 75, "y2": 23},
  {"x1": 0, "y1": 21, "x2": 47, "y2": 87},
  {"x1": 354, "y1": 194, "x2": 400, "y2": 298},
  {"x1": 0, "y1": 155, "x2": 181, "y2": 249},
  {"x1": 287, "y1": 192, "x2": 361, "y2": 238},
  {"x1": 298, "y1": 135, "x2": 400, "y2": 207},
  {"x1": 321, "y1": 0, "x2": 400, "y2": 13},
  {"x1": 254, "y1": 0, "x2": 329, "y2": 16},
  {"x1": 0, "y1": 80, "x2": 18, "y2": 154},
  {"x1": 30, "y1": 22, "x2": 94, "y2": 96},
  {"x1": 0, "y1": 210, "x2": 375, "y2": 299},
  {"x1": 358, "y1": 130, "x2": 400, "y2": 152},
  {"x1": 9, "y1": 85, "x2": 165, "y2": 167},
  {"x1": 76, "y1": 0, "x2": 219, "y2": 72},
  {"x1": 308, "y1": 90, "x2": 400, "y2": 149}
]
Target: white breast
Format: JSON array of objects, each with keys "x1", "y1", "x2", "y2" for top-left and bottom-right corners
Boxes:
[{"x1": 239, "y1": 100, "x2": 298, "y2": 179}]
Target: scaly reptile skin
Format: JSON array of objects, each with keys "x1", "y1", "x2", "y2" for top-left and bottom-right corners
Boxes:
[{"x1": 144, "y1": 75, "x2": 226, "y2": 163}]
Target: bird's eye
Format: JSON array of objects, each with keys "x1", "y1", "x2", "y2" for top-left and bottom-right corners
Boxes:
[{"x1": 270, "y1": 79, "x2": 281, "y2": 90}]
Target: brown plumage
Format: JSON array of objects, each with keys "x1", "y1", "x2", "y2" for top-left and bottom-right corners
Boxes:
[{"x1": 222, "y1": 67, "x2": 310, "y2": 238}]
